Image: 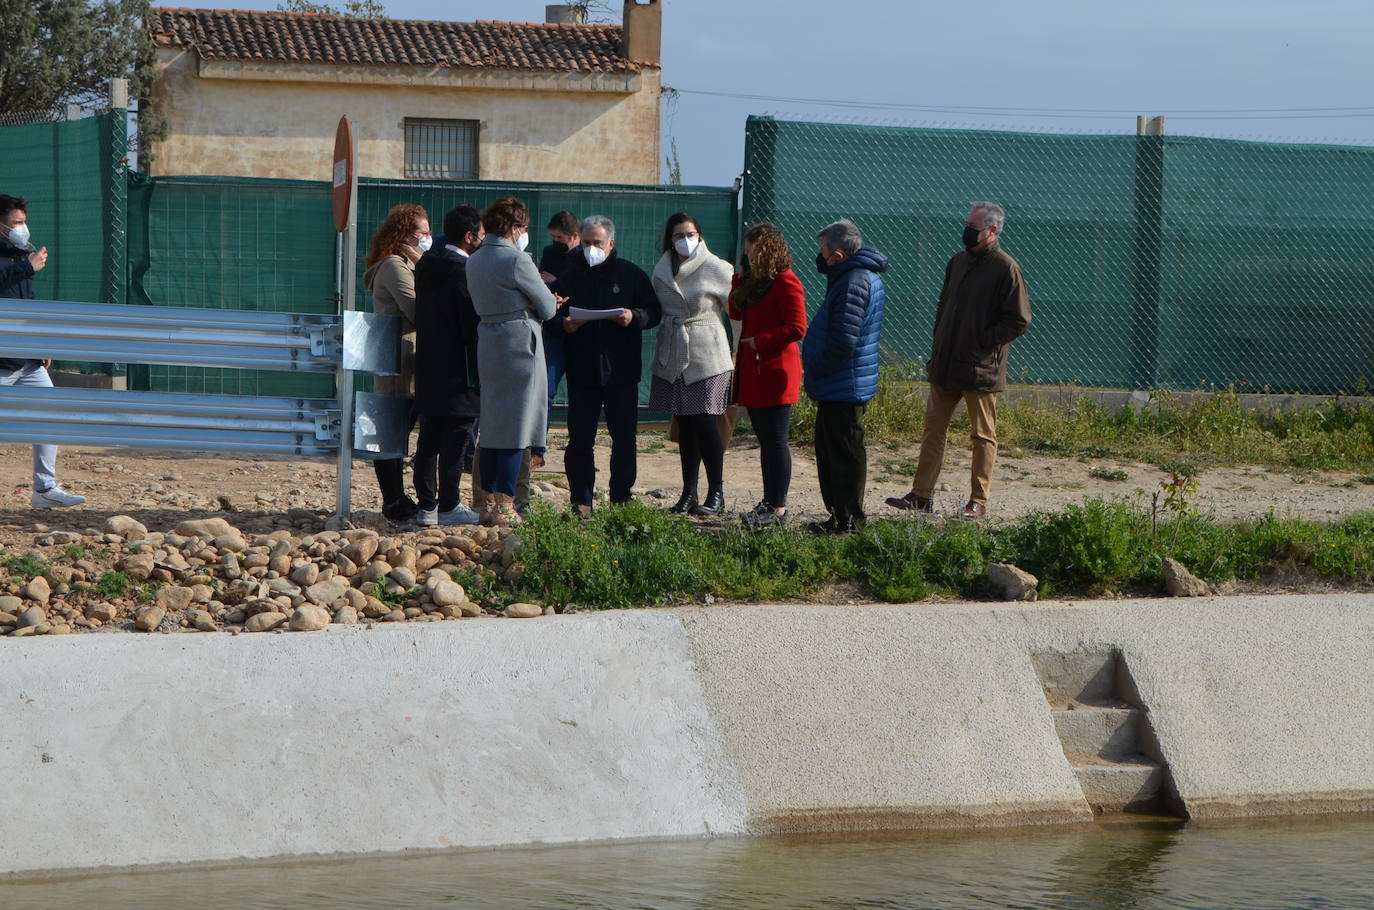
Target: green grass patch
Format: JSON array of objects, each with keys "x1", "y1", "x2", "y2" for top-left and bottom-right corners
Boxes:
[
  {"x1": 94, "y1": 571, "x2": 130, "y2": 599},
  {"x1": 1, "y1": 551, "x2": 49, "y2": 579},
  {"x1": 501, "y1": 499, "x2": 1374, "y2": 609},
  {"x1": 1088, "y1": 467, "x2": 1130, "y2": 481}
]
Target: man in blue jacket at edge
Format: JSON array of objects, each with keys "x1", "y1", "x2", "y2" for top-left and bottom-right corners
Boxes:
[{"x1": 801, "y1": 218, "x2": 887, "y2": 534}]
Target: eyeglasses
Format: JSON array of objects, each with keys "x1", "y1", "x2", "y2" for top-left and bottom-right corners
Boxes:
[{"x1": 671, "y1": 230, "x2": 699, "y2": 241}]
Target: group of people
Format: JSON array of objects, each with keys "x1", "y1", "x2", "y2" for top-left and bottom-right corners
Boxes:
[
  {"x1": 364, "y1": 196, "x2": 1032, "y2": 532},
  {"x1": 1, "y1": 186, "x2": 1032, "y2": 530}
]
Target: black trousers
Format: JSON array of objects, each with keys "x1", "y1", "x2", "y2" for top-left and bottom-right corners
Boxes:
[
  {"x1": 373, "y1": 404, "x2": 417, "y2": 508},
  {"x1": 748, "y1": 404, "x2": 793, "y2": 507},
  {"x1": 413, "y1": 414, "x2": 477, "y2": 512},
  {"x1": 814, "y1": 401, "x2": 867, "y2": 526},
  {"x1": 566, "y1": 382, "x2": 639, "y2": 506},
  {"x1": 676, "y1": 412, "x2": 724, "y2": 495}
]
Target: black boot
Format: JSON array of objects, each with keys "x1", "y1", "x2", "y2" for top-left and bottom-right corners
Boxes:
[
  {"x1": 667, "y1": 489, "x2": 698, "y2": 513},
  {"x1": 691, "y1": 489, "x2": 725, "y2": 516}
]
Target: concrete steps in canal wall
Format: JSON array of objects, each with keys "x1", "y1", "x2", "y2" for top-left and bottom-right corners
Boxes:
[{"x1": 4, "y1": 593, "x2": 1374, "y2": 876}]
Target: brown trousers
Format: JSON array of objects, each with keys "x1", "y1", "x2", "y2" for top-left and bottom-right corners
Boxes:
[{"x1": 912, "y1": 383, "x2": 998, "y2": 506}]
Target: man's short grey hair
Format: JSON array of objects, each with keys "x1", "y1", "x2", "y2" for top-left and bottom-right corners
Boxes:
[
  {"x1": 816, "y1": 219, "x2": 862, "y2": 255},
  {"x1": 580, "y1": 214, "x2": 615, "y2": 243},
  {"x1": 970, "y1": 202, "x2": 1005, "y2": 230}
]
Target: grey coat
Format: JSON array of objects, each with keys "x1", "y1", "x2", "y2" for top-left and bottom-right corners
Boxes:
[{"x1": 465, "y1": 236, "x2": 558, "y2": 449}]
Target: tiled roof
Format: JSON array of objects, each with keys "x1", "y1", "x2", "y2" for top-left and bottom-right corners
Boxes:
[{"x1": 150, "y1": 7, "x2": 645, "y2": 73}]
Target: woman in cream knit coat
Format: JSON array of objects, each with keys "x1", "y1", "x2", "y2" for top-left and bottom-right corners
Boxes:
[{"x1": 649, "y1": 212, "x2": 736, "y2": 516}]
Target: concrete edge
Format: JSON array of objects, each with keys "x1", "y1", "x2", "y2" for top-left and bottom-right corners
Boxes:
[{"x1": 755, "y1": 801, "x2": 1093, "y2": 835}]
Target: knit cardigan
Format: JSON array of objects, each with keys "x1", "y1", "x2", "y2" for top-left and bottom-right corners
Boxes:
[{"x1": 649, "y1": 243, "x2": 735, "y2": 385}]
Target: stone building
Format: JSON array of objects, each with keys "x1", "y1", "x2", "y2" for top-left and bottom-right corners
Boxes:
[{"x1": 146, "y1": 1, "x2": 663, "y2": 184}]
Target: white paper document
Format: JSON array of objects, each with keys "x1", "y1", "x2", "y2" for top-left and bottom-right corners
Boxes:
[{"x1": 570, "y1": 306, "x2": 626, "y2": 321}]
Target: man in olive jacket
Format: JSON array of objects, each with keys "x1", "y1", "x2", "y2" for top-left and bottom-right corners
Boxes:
[{"x1": 889, "y1": 202, "x2": 1031, "y2": 519}]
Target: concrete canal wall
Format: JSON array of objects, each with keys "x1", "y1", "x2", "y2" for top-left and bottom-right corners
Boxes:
[{"x1": 3, "y1": 594, "x2": 1373, "y2": 874}]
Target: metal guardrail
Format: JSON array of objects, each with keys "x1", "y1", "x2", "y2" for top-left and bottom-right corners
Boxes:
[
  {"x1": 0, "y1": 386, "x2": 340, "y2": 456},
  {"x1": 0, "y1": 300, "x2": 402, "y2": 512},
  {"x1": 0, "y1": 300, "x2": 343, "y2": 372}
]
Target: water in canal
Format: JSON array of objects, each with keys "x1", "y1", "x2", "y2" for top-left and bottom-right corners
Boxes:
[{"x1": 5, "y1": 815, "x2": 1373, "y2": 909}]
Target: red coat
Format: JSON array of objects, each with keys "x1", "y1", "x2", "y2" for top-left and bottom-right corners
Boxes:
[{"x1": 728, "y1": 269, "x2": 807, "y2": 408}]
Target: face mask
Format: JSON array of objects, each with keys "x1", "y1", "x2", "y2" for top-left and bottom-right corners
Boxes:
[
  {"x1": 584, "y1": 245, "x2": 607, "y2": 267},
  {"x1": 673, "y1": 236, "x2": 700, "y2": 258},
  {"x1": 815, "y1": 251, "x2": 830, "y2": 274},
  {"x1": 516, "y1": 231, "x2": 529, "y2": 252},
  {"x1": 552, "y1": 241, "x2": 569, "y2": 254},
  {"x1": 962, "y1": 226, "x2": 982, "y2": 250},
  {"x1": 8, "y1": 223, "x2": 30, "y2": 248},
  {"x1": 416, "y1": 235, "x2": 433, "y2": 253}
]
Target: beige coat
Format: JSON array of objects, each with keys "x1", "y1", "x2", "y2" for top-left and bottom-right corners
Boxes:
[
  {"x1": 363, "y1": 253, "x2": 416, "y2": 398},
  {"x1": 650, "y1": 243, "x2": 735, "y2": 385}
]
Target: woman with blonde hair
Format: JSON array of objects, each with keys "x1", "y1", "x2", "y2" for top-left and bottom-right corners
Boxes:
[
  {"x1": 729, "y1": 222, "x2": 807, "y2": 528},
  {"x1": 649, "y1": 211, "x2": 735, "y2": 516},
  {"x1": 363, "y1": 202, "x2": 431, "y2": 521},
  {"x1": 464, "y1": 196, "x2": 558, "y2": 526}
]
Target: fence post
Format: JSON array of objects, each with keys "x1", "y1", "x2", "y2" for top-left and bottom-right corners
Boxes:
[
  {"x1": 1131, "y1": 115, "x2": 1165, "y2": 389},
  {"x1": 100, "y1": 97, "x2": 130, "y2": 385}
]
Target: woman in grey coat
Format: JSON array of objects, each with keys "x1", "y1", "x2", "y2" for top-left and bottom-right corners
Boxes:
[{"x1": 464, "y1": 196, "x2": 558, "y2": 526}]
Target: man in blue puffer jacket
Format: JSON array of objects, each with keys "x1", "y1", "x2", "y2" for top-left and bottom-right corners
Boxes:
[{"x1": 802, "y1": 218, "x2": 888, "y2": 534}]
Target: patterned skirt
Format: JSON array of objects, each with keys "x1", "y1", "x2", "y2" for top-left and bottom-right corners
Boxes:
[{"x1": 649, "y1": 370, "x2": 732, "y2": 416}]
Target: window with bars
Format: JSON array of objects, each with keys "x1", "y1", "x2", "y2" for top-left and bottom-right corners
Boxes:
[{"x1": 403, "y1": 118, "x2": 479, "y2": 179}]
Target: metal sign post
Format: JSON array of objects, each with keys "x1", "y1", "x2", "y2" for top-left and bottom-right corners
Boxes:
[{"x1": 332, "y1": 115, "x2": 358, "y2": 516}]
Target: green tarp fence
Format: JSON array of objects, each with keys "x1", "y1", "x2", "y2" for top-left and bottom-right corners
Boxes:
[
  {"x1": 744, "y1": 116, "x2": 1374, "y2": 394},
  {"x1": 125, "y1": 173, "x2": 739, "y2": 402}
]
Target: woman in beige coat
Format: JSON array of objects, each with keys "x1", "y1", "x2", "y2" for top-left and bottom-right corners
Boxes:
[
  {"x1": 649, "y1": 211, "x2": 735, "y2": 515},
  {"x1": 363, "y1": 203, "x2": 431, "y2": 521}
]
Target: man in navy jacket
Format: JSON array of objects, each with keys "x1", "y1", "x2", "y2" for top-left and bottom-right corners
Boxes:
[
  {"x1": 552, "y1": 215, "x2": 661, "y2": 513},
  {"x1": 802, "y1": 218, "x2": 887, "y2": 533}
]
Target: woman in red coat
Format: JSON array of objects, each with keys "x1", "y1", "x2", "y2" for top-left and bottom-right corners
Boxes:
[{"x1": 729, "y1": 222, "x2": 807, "y2": 528}]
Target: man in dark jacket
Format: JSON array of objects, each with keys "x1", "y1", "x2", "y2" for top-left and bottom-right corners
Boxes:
[
  {"x1": 802, "y1": 218, "x2": 888, "y2": 534},
  {"x1": 888, "y1": 202, "x2": 1031, "y2": 520},
  {"x1": 412, "y1": 204, "x2": 484, "y2": 525},
  {"x1": 0, "y1": 193, "x2": 84, "y2": 508},
  {"x1": 552, "y1": 215, "x2": 661, "y2": 513},
  {"x1": 538, "y1": 209, "x2": 579, "y2": 429}
]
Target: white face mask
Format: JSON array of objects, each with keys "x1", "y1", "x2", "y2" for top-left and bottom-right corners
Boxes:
[
  {"x1": 8, "y1": 223, "x2": 31, "y2": 248},
  {"x1": 673, "y1": 236, "x2": 700, "y2": 259},
  {"x1": 416, "y1": 235, "x2": 433, "y2": 253},
  {"x1": 516, "y1": 230, "x2": 529, "y2": 252},
  {"x1": 584, "y1": 245, "x2": 607, "y2": 267}
]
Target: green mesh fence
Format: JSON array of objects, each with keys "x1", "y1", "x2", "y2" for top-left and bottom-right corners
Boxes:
[
  {"x1": 0, "y1": 110, "x2": 127, "y2": 378},
  {"x1": 125, "y1": 174, "x2": 738, "y2": 402},
  {"x1": 744, "y1": 116, "x2": 1374, "y2": 395}
]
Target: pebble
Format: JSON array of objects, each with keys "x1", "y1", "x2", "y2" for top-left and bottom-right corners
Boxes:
[
  {"x1": 20, "y1": 576, "x2": 51, "y2": 605},
  {"x1": 332, "y1": 605, "x2": 359, "y2": 625},
  {"x1": 388, "y1": 566, "x2": 417, "y2": 589},
  {"x1": 120, "y1": 553, "x2": 156, "y2": 582},
  {"x1": 17, "y1": 606, "x2": 46, "y2": 628},
  {"x1": 175, "y1": 517, "x2": 238, "y2": 539},
  {"x1": 503, "y1": 602, "x2": 543, "y2": 619},
  {"x1": 289, "y1": 605, "x2": 330, "y2": 632},
  {"x1": 429, "y1": 579, "x2": 467, "y2": 607},
  {"x1": 135, "y1": 605, "x2": 166, "y2": 632},
  {"x1": 155, "y1": 586, "x2": 196, "y2": 611},
  {"x1": 187, "y1": 609, "x2": 218, "y2": 632},
  {"x1": 245, "y1": 612, "x2": 287, "y2": 632},
  {"x1": 104, "y1": 515, "x2": 148, "y2": 540},
  {"x1": 305, "y1": 577, "x2": 350, "y2": 607}
]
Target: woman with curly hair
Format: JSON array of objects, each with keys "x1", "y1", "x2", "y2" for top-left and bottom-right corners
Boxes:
[
  {"x1": 729, "y1": 222, "x2": 807, "y2": 528},
  {"x1": 363, "y1": 202, "x2": 431, "y2": 521},
  {"x1": 649, "y1": 211, "x2": 735, "y2": 516}
]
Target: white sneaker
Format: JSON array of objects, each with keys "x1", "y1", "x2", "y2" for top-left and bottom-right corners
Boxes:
[
  {"x1": 32, "y1": 486, "x2": 86, "y2": 508},
  {"x1": 416, "y1": 507, "x2": 439, "y2": 526},
  {"x1": 439, "y1": 504, "x2": 481, "y2": 525}
]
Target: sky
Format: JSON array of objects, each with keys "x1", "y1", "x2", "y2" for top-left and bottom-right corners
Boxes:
[{"x1": 375, "y1": 0, "x2": 1374, "y2": 186}]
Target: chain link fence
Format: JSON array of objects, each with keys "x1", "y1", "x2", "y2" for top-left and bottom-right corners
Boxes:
[{"x1": 744, "y1": 116, "x2": 1374, "y2": 395}]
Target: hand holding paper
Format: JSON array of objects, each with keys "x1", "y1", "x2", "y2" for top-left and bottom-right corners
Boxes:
[{"x1": 569, "y1": 306, "x2": 626, "y2": 322}]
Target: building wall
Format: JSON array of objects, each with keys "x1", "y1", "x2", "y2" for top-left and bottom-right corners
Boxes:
[{"x1": 148, "y1": 49, "x2": 661, "y2": 184}]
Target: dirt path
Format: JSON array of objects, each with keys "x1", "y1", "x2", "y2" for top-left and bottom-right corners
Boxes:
[{"x1": 3, "y1": 430, "x2": 1371, "y2": 544}]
